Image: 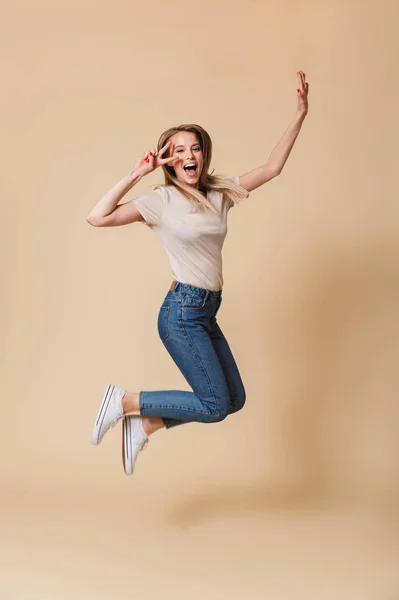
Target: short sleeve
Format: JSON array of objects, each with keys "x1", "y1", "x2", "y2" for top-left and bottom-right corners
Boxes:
[
  {"x1": 133, "y1": 189, "x2": 165, "y2": 227},
  {"x1": 226, "y1": 176, "x2": 240, "y2": 210}
]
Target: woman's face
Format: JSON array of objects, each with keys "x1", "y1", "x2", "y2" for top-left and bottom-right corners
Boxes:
[{"x1": 169, "y1": 131, "x2": 204, "y2": 187}]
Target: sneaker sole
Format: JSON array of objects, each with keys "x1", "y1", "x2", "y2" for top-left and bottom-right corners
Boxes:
[
  {"x1": 122, "y1": 417, "x2": 133, "y2": 475},
  {"x1": 91, "y1": 384, "x2": 115, "y2": 445}
]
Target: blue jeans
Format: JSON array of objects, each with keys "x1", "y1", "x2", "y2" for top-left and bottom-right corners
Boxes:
[{"x1": 139, "y1": 281, "x2": 246, "y2": 429}]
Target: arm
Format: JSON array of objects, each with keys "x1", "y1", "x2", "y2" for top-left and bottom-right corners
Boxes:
[
  {"x1": 86, "y1": 141, "x2": 179, "y2": 227},
  {"x1": 86, "y1": 169, "x2": 145, "y2": 227},
  {"x1": 239, "y1": 70, "x2": 309, "y2": 193}
]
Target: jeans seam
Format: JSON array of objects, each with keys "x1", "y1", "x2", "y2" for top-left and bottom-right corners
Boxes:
[
  {"x1": 140, "y1": 392, "x2": 210, "y2": 415},
  {"x1": 142, "y1": 403, "x2": 210, "y2": 415},
  {"x1": 178, "y1": 303, "x2": 217, "y2": 410}
]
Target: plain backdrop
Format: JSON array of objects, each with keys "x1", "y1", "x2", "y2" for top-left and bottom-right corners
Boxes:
[{"x1": 2, "y1": 0, "x2": 399, "y2": 598}]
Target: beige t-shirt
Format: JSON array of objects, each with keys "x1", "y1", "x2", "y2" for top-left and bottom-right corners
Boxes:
[{"x1": 133, "y1": 177, "x2": 239, "y2": 291}]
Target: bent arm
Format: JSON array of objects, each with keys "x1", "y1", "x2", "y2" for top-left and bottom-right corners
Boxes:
[
  {"x1": 86, "y1": 169, "x2": 145, "y2": 227},
  {"x1": 239, "y1": 112, "x2": 307, "y2": 193}
]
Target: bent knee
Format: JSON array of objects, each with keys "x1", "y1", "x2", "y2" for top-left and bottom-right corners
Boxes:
[
  {"x1": 232, "y1": 388, "x2": 246, "y2": 413},
  {"x1": 210, "y1": 403, "x2": 229, "y2": 422}
]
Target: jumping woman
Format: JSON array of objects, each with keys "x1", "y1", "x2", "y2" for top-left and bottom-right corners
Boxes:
[{"x1": 87, "y1": 71, "x2": 309, "y2": 475}]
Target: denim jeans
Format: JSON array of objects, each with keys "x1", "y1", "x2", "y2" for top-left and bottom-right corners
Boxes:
[{"x1": 139, "y1": 281, "x2": 246, "y2": 429}]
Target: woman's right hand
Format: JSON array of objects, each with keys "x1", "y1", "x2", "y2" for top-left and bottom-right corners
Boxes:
[{"x1": 133, "y1": 140, "x2": 181, "y2": 176}]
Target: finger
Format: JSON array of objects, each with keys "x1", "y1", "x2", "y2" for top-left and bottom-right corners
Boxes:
[
  {"x1": 160, "y1": 142, "x2": 176, "y2": 163},
  {"x1": 297, "y1": 72, "x2": 304, "y2": 92},
  {"x1": 162, "y1": 157, "x2": 181, "y2": 168},
  {"x1": 161, "y1": 156, "x2": 180, "y2": 165},
  {"x1": 169, "y1": 141, "x2": 176, "y2": 157},
  {"x1": 297, "y1": 80, "x2": 304, "y2": 96},
  {"x1": 158, "y1": 140, "x2": 172, "y2": 157}
]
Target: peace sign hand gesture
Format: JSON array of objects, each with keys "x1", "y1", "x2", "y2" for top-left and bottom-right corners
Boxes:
[
  {"x1": 296, "y1": 70, "x2": 309, "y2": 117},
  {"x1": 133, "y1": 141, "x2": 181, "y2": 176}
]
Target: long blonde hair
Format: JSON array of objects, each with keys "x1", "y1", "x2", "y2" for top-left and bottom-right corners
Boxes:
[{"x1": 153, "y1": 124, "x2": 249, "y2": 214}]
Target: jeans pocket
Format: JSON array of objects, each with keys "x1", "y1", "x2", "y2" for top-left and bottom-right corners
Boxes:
[
  {"x1": 181, "y1": 291, "x2": 208, "y2": 310},
  {"x1": 157, "y1": 305, "x2": 171, "y2": 342}
]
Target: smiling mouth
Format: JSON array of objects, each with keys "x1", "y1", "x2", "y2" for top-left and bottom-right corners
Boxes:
[{"x1": 183, "y1": 164, "x2": 198, "y2": 176}]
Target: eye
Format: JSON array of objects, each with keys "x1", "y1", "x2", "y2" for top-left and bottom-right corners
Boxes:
[
  {"x1": 176, "y1": 149, "x2": 184, "y2": 153},
  {"x1": 193, "y1": 147, "x2": 201, "y2": 152}
]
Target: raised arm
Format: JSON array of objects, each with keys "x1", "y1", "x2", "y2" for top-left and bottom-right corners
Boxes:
[
  {"x1": 86, "y1": 141, "x2": 179, "y2": 227},
  {"x1": 238, "y1": 71, "x2": 309, "y2": 193}
]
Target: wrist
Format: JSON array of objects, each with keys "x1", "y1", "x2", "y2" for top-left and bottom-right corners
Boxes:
[
  {"x1": 126, "y1": 168, "x2": 145, "y2": 185},
  {"x1": 295, "y1": 110, "x2": 307, "y2": 123}
]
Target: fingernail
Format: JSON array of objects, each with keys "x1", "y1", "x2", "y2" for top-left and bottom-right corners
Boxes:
[
  {"x1": 149, "y1": 152, "x2": 153, "y2": 156},
  {"x1": 297, "y1": 89, "x2": 301, "y2": 93}
]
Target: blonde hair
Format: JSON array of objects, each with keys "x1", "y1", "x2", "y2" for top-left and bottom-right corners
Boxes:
[{"x1": 153, "y1": 124, "x2": 249, "y2": 214}]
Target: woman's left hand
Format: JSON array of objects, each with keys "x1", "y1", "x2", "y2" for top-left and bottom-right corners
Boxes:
[{"x1": 296, "y1": 70, "x2": 309, "y2": 117}]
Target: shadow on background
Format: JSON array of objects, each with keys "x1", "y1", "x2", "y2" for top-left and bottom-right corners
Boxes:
[{"x1": 166, "y1": 238, "x2": 399, "y2": 527}]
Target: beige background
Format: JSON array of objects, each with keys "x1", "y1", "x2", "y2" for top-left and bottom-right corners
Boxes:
[{"x1": 2, "y1": 0, "x2": 399, "y2": 598}]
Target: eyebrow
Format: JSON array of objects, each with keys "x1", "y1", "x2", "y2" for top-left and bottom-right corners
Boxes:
[{"x1": 174, "y1": 144, "x2": 200, "y2": 148}]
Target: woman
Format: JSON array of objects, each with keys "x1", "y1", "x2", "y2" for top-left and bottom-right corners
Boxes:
[{"x1": 87, "y1": 71, "x2": 309, "y2": 475}]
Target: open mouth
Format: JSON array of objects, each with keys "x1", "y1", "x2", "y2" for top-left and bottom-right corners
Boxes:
[{"x1": 183, "y1": 164, "x2": 198, "y2": 177}]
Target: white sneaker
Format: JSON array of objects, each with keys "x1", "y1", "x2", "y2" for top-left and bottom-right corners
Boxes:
[
  {"x1": 92, "y1": 384, "x2": 126, "y2": 445},
  {"x1": 122, "y1": 415, "x2": 149, "y2": 475}
]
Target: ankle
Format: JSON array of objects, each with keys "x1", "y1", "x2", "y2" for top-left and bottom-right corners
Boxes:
[
  {"x1": 122, "y1": 391, "x2": 140, "y2": 414},
  {"x1": 142, "y1": 416, "x2": 165, "y2": 436}
]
